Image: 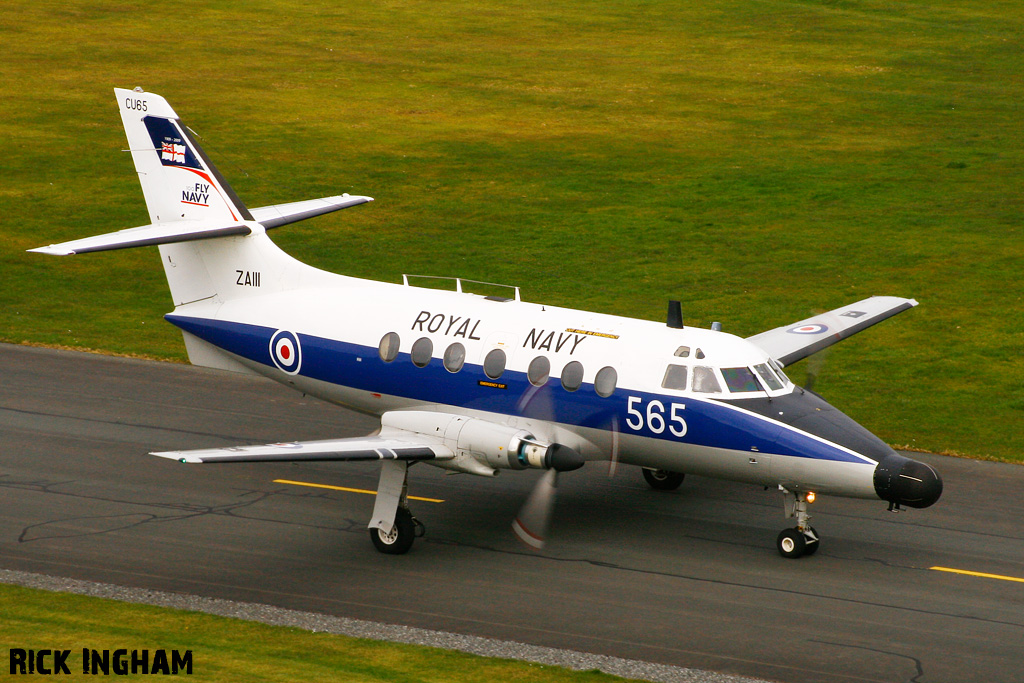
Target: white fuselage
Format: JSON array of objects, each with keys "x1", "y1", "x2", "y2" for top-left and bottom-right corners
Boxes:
[{"x1": 165, "y1": 242, "x2": 885, "y2": 501}]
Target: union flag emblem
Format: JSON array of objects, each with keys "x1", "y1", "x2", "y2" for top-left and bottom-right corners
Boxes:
[{"x1": 161, "y1": 142, "x2": 186, "y2": 164}]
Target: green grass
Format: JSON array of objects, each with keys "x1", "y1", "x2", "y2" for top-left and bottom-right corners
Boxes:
[
  {"x1": 0, "y1": 584, "x2": 635, "y2": 682},
  {"x1": 1, "y1": 0, "x2": 1021, "y2": 460}
]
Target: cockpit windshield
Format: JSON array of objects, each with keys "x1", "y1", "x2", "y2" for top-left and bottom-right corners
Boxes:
[
  {"x1": 753, "y1": 363, "x2": 784, "y2": 390},
  {"x1": 722, "y1": 367, "x2": 762, "y2": 393},
  {"x1": 662, "y1": 360, "x2": 789, "y2": 396},
  {"x1": 692, "y1": 366, "x2": 722, "y2": 393}
]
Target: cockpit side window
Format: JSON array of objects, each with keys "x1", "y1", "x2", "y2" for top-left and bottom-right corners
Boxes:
[
  {"x1": 662, "y1": 365, "x2": 689, "y2": 391},
  {"x1": 723, "y1": 367, "x2": 762, "y2": 393},
  {"x1": 753, "y1": 363, "x2": 783, "y2": 391},
  {"x1": 674, "y1": 346, "x2": 690, "y2": 358},
  {"x1": 769, "y1": 358, "x2": 790, "y2": 385},
  {"x1": 692, "y1": 366, "x2": 722, "y2": 393}
]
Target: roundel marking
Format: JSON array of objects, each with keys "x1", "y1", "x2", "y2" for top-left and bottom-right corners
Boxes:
[
  {"x1": 787, "y1": 323, "x2": 829, "y2": 335},
  {"x1": 270, "y1": 330, "x2": 302, "y2": 375}
]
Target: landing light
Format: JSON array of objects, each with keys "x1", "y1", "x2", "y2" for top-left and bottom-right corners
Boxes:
[{"x1": 806, "y1": 491, "x2": 817, "y2": 504}]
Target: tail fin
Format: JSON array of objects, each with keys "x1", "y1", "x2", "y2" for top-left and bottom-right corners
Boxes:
[
  {"x1": 31, "y1": 87, "x2": 373, "y2": 373},
  {"x1": 31, "y1": 87, "x2": 370, "y2": 262},
  {"x1": 116, "y1": 88, "x2": 253, "y2": 224}
]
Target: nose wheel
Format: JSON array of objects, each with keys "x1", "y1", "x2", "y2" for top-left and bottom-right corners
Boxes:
[{"x1": 777, "y1": 488, "x2": 820, "y2": 558}]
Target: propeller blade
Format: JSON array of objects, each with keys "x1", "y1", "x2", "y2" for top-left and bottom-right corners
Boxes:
[
  {"x1": 804, "y1": 347, "x2": 830, "y2": 392},
  {"x1": 512, "y1": 469, "x2": 559, "y2": 549},
  {"x1": 607, "y1": 414, "x2": 620, "y2": 478}
]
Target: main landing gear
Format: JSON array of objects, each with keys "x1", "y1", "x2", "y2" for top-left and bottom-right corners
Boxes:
[
  {"x1": 368, "y1": 460, "x2": 425, "y2": 554},
  {"x1": 777, "y1": 487, "x2": 820, "y2": 559},
  {"x1": 642, "y1": 467, "x2": 686, "y2": 491}
]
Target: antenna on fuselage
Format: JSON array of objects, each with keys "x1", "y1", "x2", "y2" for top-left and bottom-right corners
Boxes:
[{"x1": 666, "y1": 300, "x2": 683, "y2": 329}]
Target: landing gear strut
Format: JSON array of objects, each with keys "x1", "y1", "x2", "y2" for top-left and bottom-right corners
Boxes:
[
  {"x1": 368, "y1": 460, "x2": 425, "y2": 554},
  {"x1": 777, "y1": 487, "x2": 820, "y2": 559}
]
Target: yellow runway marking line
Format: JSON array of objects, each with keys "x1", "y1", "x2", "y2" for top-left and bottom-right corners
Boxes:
[
  {"x1": 274, "y1": 479, "x2": 444, "y2": 503},
  {"x1": 930, "y1": 566, "x2": 1024, "y2": 584}
]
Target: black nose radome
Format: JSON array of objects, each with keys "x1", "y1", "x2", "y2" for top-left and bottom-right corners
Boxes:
[{"x1": 874, "y1": 453, "x2": 943, "y2": 508}]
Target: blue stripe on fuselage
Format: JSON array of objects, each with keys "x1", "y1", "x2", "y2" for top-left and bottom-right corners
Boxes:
[{"x1": 166, "y1": 314, "x2": 866, "y2": 464}]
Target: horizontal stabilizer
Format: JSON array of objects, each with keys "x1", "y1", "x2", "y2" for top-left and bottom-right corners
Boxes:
[
  {"x1": 251, "y1": 194, "x2": 373, "y2": 229},
  {"x1": 152, "y1": 436, "x2": 454, "y2": 464},
  {"x1": 747, "y1": 296, "x2": 918, "y2": 367},
  {"x1": 29, "y1": 222, "x2": 252, "y2": 256}
]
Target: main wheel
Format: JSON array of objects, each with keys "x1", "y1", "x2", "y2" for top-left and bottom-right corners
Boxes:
[
  {"x1": 777, "y1": 528, "x2": 807, "y2": 558},
  {"x1": 642, "y1": 468, "x2": 685, "y2": 491},
  {"x1": 370, "y1": 507, "x2": 416, "y2": 554}
]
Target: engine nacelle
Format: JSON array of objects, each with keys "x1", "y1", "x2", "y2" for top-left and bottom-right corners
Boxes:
[{"x1": 380, "y1": 411, "x2": 584, "y2": 474}]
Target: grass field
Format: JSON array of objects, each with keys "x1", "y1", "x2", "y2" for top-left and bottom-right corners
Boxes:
[
  {"x1": 1, "y1": 584, "x2": 635, "y2": 682},
  {"x1": 1, "y1": 0, "x2": 1021, "y2": 463}
]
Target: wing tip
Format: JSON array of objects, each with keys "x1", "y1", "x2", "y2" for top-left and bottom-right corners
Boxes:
[
  {"x1": 27, "y1": 246, "x2": 75, "y2": 256},
  {"x1": 151, "y1": 451, "x2": 202, "y2": 464}
]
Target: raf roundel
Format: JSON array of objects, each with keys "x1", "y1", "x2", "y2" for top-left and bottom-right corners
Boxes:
[
  {"x1": 270, "y1": 330, "x2": 302, "y2": 374},
  {"x1": 787, "y1": 323, "x2": 829, "y2": 335}
]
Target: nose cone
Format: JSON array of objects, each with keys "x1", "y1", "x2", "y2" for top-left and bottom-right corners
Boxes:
[
  {"x1": 728, "y1": 389, "x2": 943, "y2": 507},
  {"x1": 874, "y1": 453, "x2": 943, "y2": 508}
]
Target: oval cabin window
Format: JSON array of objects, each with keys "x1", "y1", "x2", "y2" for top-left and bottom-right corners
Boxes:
[
  {"x1": 561, "y1": 361, "x2": 584, "y2": 392},
  {"x1": 411, "y1": 337, "x2": 433, "y2": 368},
  {"x1": 378, "y1": 332, "x2": 400, "y2": 363},
  {"x1": 483, "y1": 348, "x2": 506, "y2": 380}
]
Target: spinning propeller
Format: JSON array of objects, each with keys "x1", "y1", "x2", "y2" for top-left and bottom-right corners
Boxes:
[
  {"x1": 509, "y1": 379, "x2": 618, "y2": 550},
  {"x1": 512, "y1": 468, "x2": 560, "y2": 549}
]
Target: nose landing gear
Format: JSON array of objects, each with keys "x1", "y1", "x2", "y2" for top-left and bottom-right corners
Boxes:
[{"x1": 777, "y1": 488, "x2": 819, "y2": 558}]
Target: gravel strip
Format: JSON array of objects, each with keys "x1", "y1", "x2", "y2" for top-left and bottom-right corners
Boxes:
[{"x1": 1, "y1": 569, "x2": 770, "y2": 683}]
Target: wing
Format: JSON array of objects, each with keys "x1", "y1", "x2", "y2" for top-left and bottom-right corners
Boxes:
[
  {"x1": 152, "y1": 435, "x2": 453, "y2": 464},
  {"x1": 746, "y1": 296, "x2": 918, "y2": 367}
]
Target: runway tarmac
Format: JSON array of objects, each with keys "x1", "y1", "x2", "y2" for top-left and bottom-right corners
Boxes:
[{"x1": 2, "y1": 343, "x2": 1022, "y2": 683}]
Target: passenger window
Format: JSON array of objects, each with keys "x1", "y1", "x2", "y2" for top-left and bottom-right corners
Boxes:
[
  {"x1": 753, "y1": 363, "x2": 783, "y2": 391},
  {"x1": 483, "y1": 348, "x2": 506, "y2": 380},
  {"x1": 411, "y1": 337, "x2": 433, "y2": 368},
  {"x1": 561, "y1": 361, "x2": 584, "y2": 392},
  {"x1": 528, "y1": 356, "x2": 550, "y2": 387},
  {"x1": 674, "y1": 346, "x2": 690, "y2": 358},
  {"x1": 661, "y1": 364, "x2": 689, "y2": 391},
  {"x1": 443, "y1": 343, "x2": 466, "y2": 373},
  {"x1": 693, "y1": 366, "x2": 722, "y2": 393},
  {"x1": 723, "y1": 367, "x2": 762, "y2": 393},
  {"x1": 378, "y1": 332, "x2": 400, "y2": 363},
  {"x1": 594, "y1": 366, "x2": 617, "y2": 397}
]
